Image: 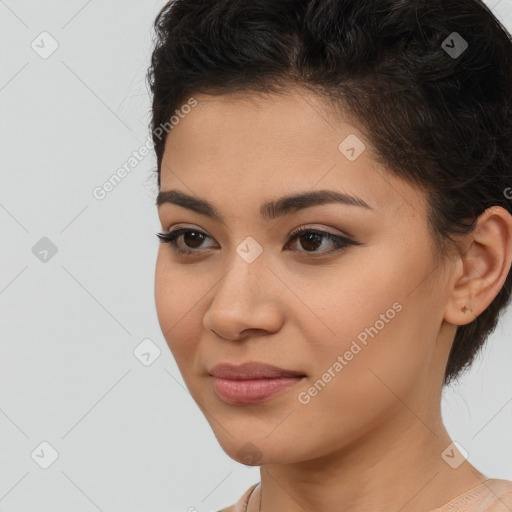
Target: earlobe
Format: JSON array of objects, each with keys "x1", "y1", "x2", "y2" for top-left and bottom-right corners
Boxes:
[
  {"x1": 444, "y1": 206, "x2": 512, "y2": 327},
  {"x1": 445, "y1": 299, "x2": 476, "y2": 327}
]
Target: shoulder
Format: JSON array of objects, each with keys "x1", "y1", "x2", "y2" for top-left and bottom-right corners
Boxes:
[
  {"x1": 217, "y1": 506, "x2": 235, "y2": 512},
  {"x1": 438, "y1": 478, "x2": 512, "y2": 511},
  {"x1": 217, "y1": 483, "x2": 259, "y2": 512},
  {"x1": 480, "y1": 479, "x2": 512, "y2": 510}
]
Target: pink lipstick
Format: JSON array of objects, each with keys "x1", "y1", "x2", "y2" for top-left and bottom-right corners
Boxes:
[{"x1": 209, "y1": 362, "x2": 306, "y2": 405}]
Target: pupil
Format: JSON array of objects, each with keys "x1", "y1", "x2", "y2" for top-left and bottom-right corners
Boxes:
[
  {"x1": 184, "y1": 231, "x2": 204, "y2": 248},
  {"x1": 301, "y1": 233, "x2": 321, "y2": 251}
]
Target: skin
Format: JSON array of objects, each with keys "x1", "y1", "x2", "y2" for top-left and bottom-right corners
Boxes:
[{"x1": 154, "y1": 87, "x2": 512, "y2": 512}]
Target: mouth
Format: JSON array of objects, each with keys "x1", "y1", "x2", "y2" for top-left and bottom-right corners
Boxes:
[{"x1": 208, "y1": 361, "x2": 307, "y2": 405}]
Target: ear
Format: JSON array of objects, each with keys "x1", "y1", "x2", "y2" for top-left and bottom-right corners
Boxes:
[{"x1": 444, "y1": 206, "x2": 512, "y2": 326}]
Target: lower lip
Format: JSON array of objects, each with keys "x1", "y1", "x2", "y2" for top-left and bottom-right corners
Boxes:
[{"x1": 211, "y1": 376, "x2": 305, "y2": 404}]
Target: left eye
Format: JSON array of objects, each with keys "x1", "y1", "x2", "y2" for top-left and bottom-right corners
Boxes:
[{"x1": 156, "y1": 227, "x2": 358, "y2": 256}]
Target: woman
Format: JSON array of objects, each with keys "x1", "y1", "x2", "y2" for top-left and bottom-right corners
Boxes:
[{"x1": 147, "y1": 0, "x2": 512, "y2": 510}]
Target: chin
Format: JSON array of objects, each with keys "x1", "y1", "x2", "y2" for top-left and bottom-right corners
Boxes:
[{"x1": 212, "y1": 430, "x2": 306, "y2": 466}]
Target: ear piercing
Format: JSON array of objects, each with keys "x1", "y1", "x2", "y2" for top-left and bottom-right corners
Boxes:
[{"x1": 461, "y1": 305, "x2": 473, "y2": 313}]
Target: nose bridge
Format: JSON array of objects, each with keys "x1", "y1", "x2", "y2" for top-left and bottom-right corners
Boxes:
[
  {"x1": 203, "y1": 241, "x2": 283, "y2": 338},
  {"x1": 217, "y1": 242, "x2": 269, "y2": 311},
  {"x1": 221, "y1": 232, "x2": 269, "y2": 296}
]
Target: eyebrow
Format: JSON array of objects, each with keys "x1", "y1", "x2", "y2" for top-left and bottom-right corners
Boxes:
[{"x1": 156, "y1": 189, "x2": 374, "y2": 222}]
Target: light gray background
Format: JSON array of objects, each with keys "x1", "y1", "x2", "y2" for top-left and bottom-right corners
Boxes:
[{"x1": 0, "y1": 1, "x2": 511, "y2": 511}]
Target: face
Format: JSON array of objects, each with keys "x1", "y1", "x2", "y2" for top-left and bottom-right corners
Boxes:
[{"x1": 154, "y1": 87, "x2": 456, "y2": 465}]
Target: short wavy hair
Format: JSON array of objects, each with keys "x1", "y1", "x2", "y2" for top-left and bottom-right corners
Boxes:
[{"x1": 146, "y1": 0, "x2": 512, "y2": 386}]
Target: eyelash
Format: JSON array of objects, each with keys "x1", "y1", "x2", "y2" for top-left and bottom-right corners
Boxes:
[{"x1": 155, "y1": 226, "x2": 358, "y2": 257}]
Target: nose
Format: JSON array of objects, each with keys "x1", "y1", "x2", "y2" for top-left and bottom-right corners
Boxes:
[{"x1": 202, "y1": 254, "x2": 285, "y2": 341}]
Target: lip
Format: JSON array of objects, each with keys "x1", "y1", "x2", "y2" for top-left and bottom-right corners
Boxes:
[
  {"x1": 209, "y1": 362, "x2": 307, "y2": 405},
  {"x1": 209, "y1": 361, "x2": 306, "y2": 379}
]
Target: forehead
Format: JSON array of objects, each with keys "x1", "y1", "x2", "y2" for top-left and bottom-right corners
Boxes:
[{"x1": 159, "y1": 88, "x2": 428, "y2": 221}]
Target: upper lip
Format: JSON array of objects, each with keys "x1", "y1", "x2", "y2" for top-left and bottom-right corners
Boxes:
[{"x1": 209, "y1": 362, "x2": 306, "y2": 380}]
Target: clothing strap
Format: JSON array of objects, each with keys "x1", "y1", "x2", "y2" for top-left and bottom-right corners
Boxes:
[{"x1": 244, "y1": 483, "x2": 260, "y2": 512}]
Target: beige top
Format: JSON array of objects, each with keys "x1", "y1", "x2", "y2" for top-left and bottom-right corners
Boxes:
[{"x1": 218, "y1": 479, "x2": 512, "y2": 512}]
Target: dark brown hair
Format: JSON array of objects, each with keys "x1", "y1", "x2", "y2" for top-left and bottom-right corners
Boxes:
[{"x1": 146, "y1": 0, "x2": 512, "y2": 386}]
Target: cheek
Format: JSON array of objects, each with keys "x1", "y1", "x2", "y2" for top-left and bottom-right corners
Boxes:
[
  {"x1": 285, "y1": 300, "x2": 434, "y2": 460},
  {"x1": 154, "y1": 252, "x2": 203, "y2": 361},
  {"x1": 154, "y1": 252, "x2": 177, "y2": 335},
  {"x1": 291, "y1": 244, "x2": 439, "y2": 400}
]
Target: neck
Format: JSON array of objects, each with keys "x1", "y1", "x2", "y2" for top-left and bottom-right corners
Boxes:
[{"x1": 253, "y1": 409, "x2": 486, "y2": 512}]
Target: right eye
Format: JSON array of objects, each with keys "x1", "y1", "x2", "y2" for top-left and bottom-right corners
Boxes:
[{"x1": 156, "y1": 228, "x2": 216, "y2": 255}]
